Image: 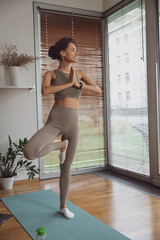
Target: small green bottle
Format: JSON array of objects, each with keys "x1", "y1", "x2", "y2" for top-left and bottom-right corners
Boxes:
[{"x1": 36, "y1": 227, "x2": 47, "y2": 240}]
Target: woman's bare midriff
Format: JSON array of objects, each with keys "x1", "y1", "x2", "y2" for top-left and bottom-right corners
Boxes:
[{"x1": 55, "y1": 98, "x2": 79, "y2": 109}]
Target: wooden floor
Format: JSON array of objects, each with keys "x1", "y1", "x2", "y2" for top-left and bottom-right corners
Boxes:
[{"x1": 0, "y1": 173, "x2": 160, "y2": 240}]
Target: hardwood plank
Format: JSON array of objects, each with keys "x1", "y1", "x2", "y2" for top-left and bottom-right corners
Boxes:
[{"x1": 0, "y1": 173, "x2": 160, "y2": 240}]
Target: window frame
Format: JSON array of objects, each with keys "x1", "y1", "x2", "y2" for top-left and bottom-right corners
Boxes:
[
  {"x1": 33, "y1": 1, "x2": 160, "y2": 186},
  {"x1": 33, "y1": 2, "x2": 107, "y2": 180},
  {"x1": 103, "y1": 0, "x2": 160, "y2": 186}
]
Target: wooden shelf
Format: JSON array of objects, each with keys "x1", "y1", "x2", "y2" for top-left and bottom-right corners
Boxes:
[
  {"x1": 0, "y1": 86, "x2": 35, "y2": 89},
  {"x1": 0, "y1": 86, "x2": 35, "y2": 92}
]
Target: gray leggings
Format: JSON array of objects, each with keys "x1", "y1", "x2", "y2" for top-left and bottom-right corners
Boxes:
[{"x1": 23, "y1": 104, "x2": 80, "y2": 203}]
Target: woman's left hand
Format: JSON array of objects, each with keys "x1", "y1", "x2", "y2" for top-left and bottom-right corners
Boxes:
[{"x1": 72, "y1": 67, "x2": 81, "y2": 88}]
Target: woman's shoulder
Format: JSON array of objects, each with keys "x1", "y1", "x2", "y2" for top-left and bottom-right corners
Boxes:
[{"x1": 44, "y1": 70, "x2": 56, "y2": 80}]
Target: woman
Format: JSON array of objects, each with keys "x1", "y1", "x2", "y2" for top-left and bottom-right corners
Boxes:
[{"x1": 23, "y1": 37, "x2": 102, "y2": 219}]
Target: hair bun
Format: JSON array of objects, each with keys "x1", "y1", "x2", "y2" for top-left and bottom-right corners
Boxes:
[{"x1": 48, "y1": 45, "x2": 59, "y2": 60}]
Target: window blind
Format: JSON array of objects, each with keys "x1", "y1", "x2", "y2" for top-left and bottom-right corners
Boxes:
[
  {"x1": 40, "y1": 11, "x2": 105, "y2": 173},
  {"x1": 106, "y1": 0, "x2": 149, "y2": 175},
  {"x1": 158, "y1": 0, "x2": 160, "y2": 174}
]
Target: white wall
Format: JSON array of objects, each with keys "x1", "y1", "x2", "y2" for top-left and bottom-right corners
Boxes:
[{"x1": 0, "y1": 0, "x2": 104, "y2": 181}]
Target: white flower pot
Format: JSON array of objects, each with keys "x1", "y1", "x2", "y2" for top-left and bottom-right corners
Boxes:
[
  {"x1": 1, "y1": 176, "x2": 14, "y2": 189},
  {"x1": 9, "y1": 66, "x2": 20, "y2": 86}
]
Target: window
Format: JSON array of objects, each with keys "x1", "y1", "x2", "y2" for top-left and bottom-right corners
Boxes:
[
  {"x1": 118, "y1": 92, "x2": 122, "y2": 101},
  {"x1": 117, "y1": 55, "x2": 121, "y2": 64},
  {"x1": 125, "y1": 72, "x2": 130, "y2": 82},
  {"x1": 40, "y1": 11, "x2": 105, "y2": 175},
  {"x1": 117, "y1": 74, "x2": 121, "y2": 83},
  {"x1": 34, "y1": 1, "x2": 160, "y2": 184},
  {"x1": 125, "y1": 52, "x2": 129, "y2": 63},
  {"x1": 124, "y1": 33, "x2": 129, "y2": 42},
  {"x1": 107, "y1": 0, "x2": 149, "y2": 175},
  {"x1": 116, "y1": 37, "x2": 120, "y2": 45},
  {"x1": 126, "y1": 91, "x2": 131, "y2": 101}
]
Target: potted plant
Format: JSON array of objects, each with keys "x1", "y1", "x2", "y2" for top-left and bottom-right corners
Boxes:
[
  {"x1": 0, "y1": 135, "x2": 39, "y2": 189},
  {"x1": 0, "y1": 43, "x2": 36, "y2": 86}
]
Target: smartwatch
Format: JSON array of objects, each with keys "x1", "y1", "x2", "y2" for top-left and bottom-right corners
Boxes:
[
  {"x1": 79, "y1": 82, "x2": 83, "y2": 89},
  {"x1": 73, "y1": 82, "x2": 83, "y2": 89}
]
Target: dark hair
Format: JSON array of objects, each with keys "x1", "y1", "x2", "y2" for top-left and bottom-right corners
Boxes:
[{"x1": 48, "y1": 37, "x2": 77, "y2": 61}]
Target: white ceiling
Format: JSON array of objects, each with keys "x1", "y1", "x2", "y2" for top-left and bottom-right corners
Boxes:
[{"x1": 103, "y1": 0, "x2": 122, "y2": 12}]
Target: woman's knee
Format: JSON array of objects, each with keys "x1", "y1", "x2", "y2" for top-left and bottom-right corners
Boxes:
[
  {"x1": 60, "y1": 164, "x2": 71, "y2": 175},
  {"x1": 23, "y1": 144, "x2": 37, "y2": 160}
]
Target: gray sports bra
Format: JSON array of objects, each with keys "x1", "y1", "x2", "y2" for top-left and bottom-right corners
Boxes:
[{"x1": 50, "y1": 69, "x2": 82, "y2": 101}]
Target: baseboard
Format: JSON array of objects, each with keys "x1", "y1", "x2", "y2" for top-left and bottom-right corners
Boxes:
[
  {"x1": 94, "y1": 170, "x2": 160, "y2": 198},
  {"x1": 14, "y1": 177, "x2": 40, "y2": 184}
]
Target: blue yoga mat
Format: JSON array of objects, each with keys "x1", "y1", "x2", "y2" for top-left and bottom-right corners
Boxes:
[{"x1": 1, "y1": 190, "x2": 130, "y2": 240}]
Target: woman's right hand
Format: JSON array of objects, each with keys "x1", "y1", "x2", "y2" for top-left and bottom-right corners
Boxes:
[{"x1": 68, "y1": 66, "x2": 76, "y2": 86}]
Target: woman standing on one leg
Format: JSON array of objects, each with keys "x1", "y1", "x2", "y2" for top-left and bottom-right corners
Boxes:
[{"x1": 23, "y1": 37, "x2": 102, "y2": 219}]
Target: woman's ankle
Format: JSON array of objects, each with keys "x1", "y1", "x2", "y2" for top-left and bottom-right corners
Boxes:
[{"x1": 60, "y1": 202, "x2": 67, "y2": 210}]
